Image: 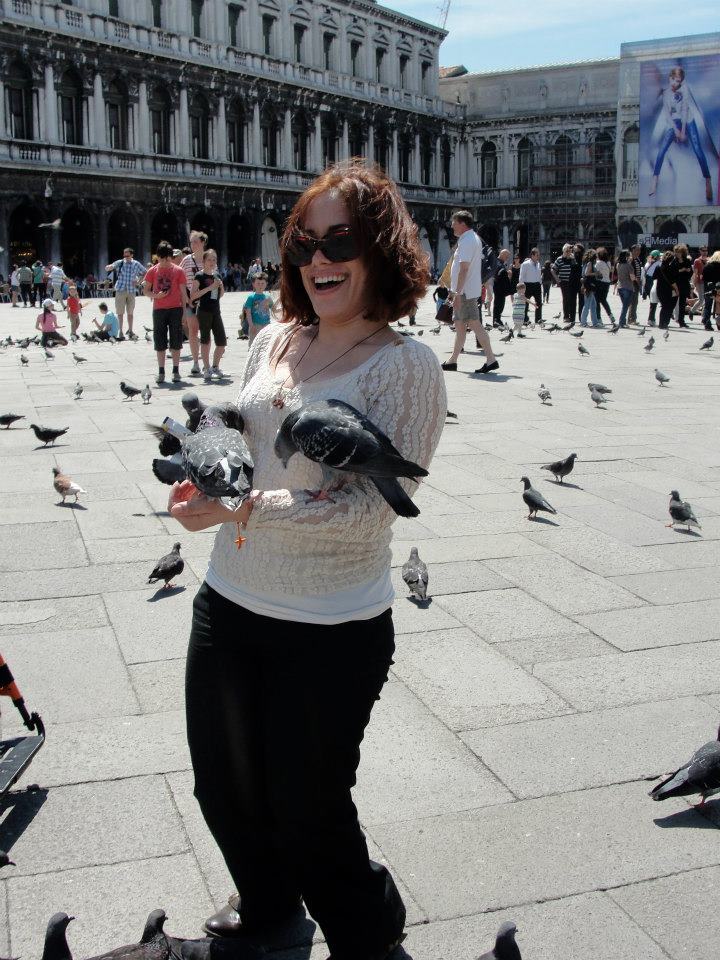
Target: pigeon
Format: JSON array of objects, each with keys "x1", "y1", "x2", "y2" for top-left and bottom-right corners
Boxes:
[
  {"x1": 644, "y1": 336, "x2": 655, "y2": 352},
  {"x1": 541, "y1": 452, "x2": 577, "y2": 483},
  {"x1": 590, "y1": 387, "x2": 609, "y2": 407},
  {"x1": 17, "y1": 337, "x2": 30, "y2": 349},
  {"x1": 402, "y1": 547, "x2": 429, "y2": 602},
  {"x1": 545, "y1": 323, "x2": 562, "y2": 333},
  {"x1": 701, "y1": 336, "x2": 714, "y2": 351},
  {"x1": 141, "y1": 385, "x2": 152, "y2": 404},
  {"x1": 182, "y1": 392, "x2": 208, "y2": 432},
  {"x1": 538, "y1": 384, "x2": 551, "y2": 404},
  {"x1": 0, "y1": 414, "x2": 24, "y2": 428},
  {"x1": 0, "y1": 850, "x2": 15, "y2": 868},
  {"x1": 42, "y1": 912, "x2": 74, "y2": 960},
  {"x1": 446, "y1": 410, "x2": 458, "y2": 419},
  {"x1": 570, "y1": 329, "x2": 584, "y2": 337},
  {"x1": 637, "y1": 325, "x2": 646, "y2": 336},
  {"x1": 650, "y1": 724, "x2": 720, "y2": 807},
  {"x1": 145, "y1": 331, "x2": 152, "y2": 342},
  {"x1": 38, "y1": 218, "x2": 62, "y2": 229},
  {"x1": 83, "y1": 907, "x2": 171, "y2": 960},
  {"x1": 667, "y1": 490, "x2": 701, "y2": 531},
  {"x1": 44, "y1": 347, "x2": 54, "y2": 359},
  {"x1": 52, "y1": 467, "x2": 86, "y2": 504},
  {"x1": 588, "y1": 382, "x2": 612, "y2": 395},
  {"x1": 152, "y1": 456, "x2": 186, "y2": 486},
  {"x1": 72, "y1": 352, "x2": 87, "y2": 364},
  {"x1": 578, "y1": 342, "x2": 589, "y2": 356},
  {"x1": 182, "y1": 404, "x2": 254, "y2": 505},
  {"x1": 274, "y1": 399, "x2": 428, "y2": 518},
  {"x1": 500, "y1": 329, "x2": 514, "y2": 343},
  {"x1": 30, "y1": 424, "x2": 69, "y2": 446},
  {"x1": 478, "y1": 920, "x2": 522, "y2": 960},
  {"x1": 73, "y1": 383, "x2": 83, "y2": 400},
  {"x1": 20, "y1": 353, "x2": 29, "y2": 366},
  {"x1": 148, "y1": 543, "x2": 184, "y2": 589},
  {"x1": 417, "y1": 329, "x2": 424, "y2": 336},
  {"x1": 430, "y1": 324, "x2": 441, "y2": 334},
  {"x1": 521, "y1": 476, "x2": 556, "y2": 520},
  {"x1": 663, "y1": 329, "x2": 670, "y2": 341},
  {"x1": 120, "y1": 381, "x2": 142, "y2": 401},
  {"x1": 655, "y1": 368, "x2": 670, "y2": 386}
]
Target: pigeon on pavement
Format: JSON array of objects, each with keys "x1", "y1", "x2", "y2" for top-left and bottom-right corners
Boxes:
[
  {"x1": 0, "y1": 851, "x2": 15, "y2": 868},
  {"x1": 478, "y1": 920, "x2": 522, "y2": 960},
  {"x1": 701, "y1": 336, "x2": 714, "y2": 350},
  {"x1": 402, "y1": 547, "x2": 429, "y2": 602},
  {"x1": 275, "y1": 399, "x2": 427, "y2": 517},
  {"x1": 538, "y1": 384, "x2": 551, "y2": 404},
  {"x1": 120, "y1": 381, "x2": 142, "y2": 401},
  {"x1": 588, "y1": 382, "x2": 612, "y2": 394},
  {"x1": 570, "y1": 329, "x2": 584, "y2": 337},
  {"x1": 541, "y1": 452, "x2": 577, "y2": 483},
  {"x1": 30, "y1": 424, "x2": 69, "y2": 446},
  {"x1": 663, "y1": 329, "x2": 670, "y2": 341},
  {"x1": 644, "y1": 336, "x2": 655, "y2": 352},
  {"x1": 72, "y1": 352, "x2": 87, "y2": 364},
  {"x1": 655, "y1": 368, "x2": 670, "y2": 386},
  {"x1": 500, "y1": 329, "x2": 514, "y2": 343},
  {"x1": 650, "y1": 724, "x2": 720, "y2": 807},
  {"x1": 637, "y1": 326, "x2": 646, "y2": 336},
  {"x1": 141, "y1": 385, "x2": 152, "y2": 404},
  {"x1": 42, "y1": 913, "x2": 74, "y2": 960},
  {"x1": 430, "y1": 324, "x2": 441, "y2": 334},
  {"x1": 73, "y1": 383, "x2": 83, "y2": 400},
  {"x1": 667, "y1": 490, "x2": 701, "y2": 531},
  {"x1": 590, "y1": 387, "x2": 610, "y2": 407},
  {"x1": 0, "y1": 414, "x2": 24, "y2": 428},
  {"x1": 446, "y1": 410, "x2": 458, "y2": 420},
  {"x1": 182, "y1": 404, "x2": 254, "y2": 505},
  {"x1": 608, "y1": 322, "x2": 620, "y2": 334},
  {"x1": 20, "y1": 353, "x2": 29, "y2": 366},
  {"x1": 578, "y1": 342, "x2": 589, "y2": 356},
  {"x1": 52, "y1": 467, "x2": 86, "y2": 504},
  {"x1": 83, "y1": 907, "x2": 171, "y2": 960},
  {"x1": 148, "y1": 543, "x2": 184, "y2": 590},
  {"x1": 521, "y1": 476, "x2": 557, "y2": 520}
]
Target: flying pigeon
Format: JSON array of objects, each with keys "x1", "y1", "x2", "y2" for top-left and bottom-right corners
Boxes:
[
  {"x1": 42, "y1": 912, "x2": 74, "y2": 960},
  {"x1": 590, "y1": 387, "x2": 609, "y2": 407},
  {"x1": 73, "y1": 383, "x2": 83, "y2": 400},
  {"x1": 570, "y1": 329, "x2": 584, "y2": 338},
  {"x1": 667, "y1": 490, "x2": 701, "y2": 531},
  {"x1": 521, "y1": 476, "x2": 556, "y2": 520},
  {"x1": 649, "y1": 724, "x2": 720, "y2": 808},
  {"x1": 0, "y1": 851, "x2": 15, "y2": 868},
  {"x1": 478, "y1": 920, "x2": 522, "y2": 960},
  {"x1": 588, "y1": 382, "x2": 612, "y2": 395},
  {"x1": 541, "y1": 452, "x2": 577, "y2": 483},
  {"x1": 30, "y1": 424, "x2": 68, "y2": 446},
  {"x1": 644, "y1": 336, "x2": 655, "y2": 352},
  {"x1": 38, "y1": 218, "x2": 62, "y2": 230},
  {"x1": 72, "y1": 352, "x2": 87, "y2": 364},
  {"x1": 182, "y1": 404, "x2": 254, "y2": 505},
  {"x1": 52, "y1": 467, "x2": 86, "y2": 504},
  {"x1": 20, "y1": 353, "x2": 29, "y2": 366},
  {"x1": 402, "y1": 547, "x2": 429, "y2": 602},
  {"x1": 274, "y1": 399, "x2": 428, "y2": 518},
  {"x1": 577, "y1": 342, "x2": 589, "y2": 356},
  {"x1": 655, "y1": 368, "x2": 670, "y2": 386},
  {"x1": 120, "y1": 381, "x2": 142, "y2": 401},
  {"x1": 500, "y1": 329, "x2": 514, "y2": 343},
  {"x1": 0, "y1": 414, "x2": 24, "y2": 428},
  {"x1": 538, "y1": 384, "x2": 551, "y2": 404},
  {"x1": 701, "y1": 336, "x2": 714, "y2": 351},
  {"x1": 141, "y1": 384, "x2": 152, "y2": 404},
  {"x1": 148, "y1": 543, "x2": 184, "y2": 589}
]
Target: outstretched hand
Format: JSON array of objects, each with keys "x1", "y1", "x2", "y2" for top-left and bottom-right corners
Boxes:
[{"x1": 168, "y1": 480, "x2": 253, "y2": 532}]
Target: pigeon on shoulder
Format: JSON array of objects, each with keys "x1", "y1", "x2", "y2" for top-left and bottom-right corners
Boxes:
[
  {"x1": 650, "y1": 724, "x2": 720, "y2": 807},
  {"x1": 402, "y1": 547, "x2": 429, "y2": 602},
  {"x1": 521, "y1": 477, "x2": 556, "y2": 520}
]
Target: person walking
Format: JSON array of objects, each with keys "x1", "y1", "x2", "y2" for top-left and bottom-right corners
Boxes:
[
  {"x1": 552, "y1": 243, "x2": 580, "y2": 324},
  {"x1": 181, "y1": 231, "x2": 207, "y2": 376},
  {"x1": 593, "y1": 247, "x2": 615, "y2": 324},
  {"x1": 143, "y1": 241, "x2": 189, "y2": 384},
  {"x1": 105, "y1": 247, "x2": 146, "y2": 340},
  {"x1": 691, "y1": 245, "x2": 708, "y2": 317},
  {"x1": 9, "y1": 265, "x2": 19, "y2": 307},
  {"x1": 31, "y1": 260, "x2": 46, "y2": 307},
  {"x1": 518, "y1": 247, "x2": 542, "y2": 326},
  {"x1": 573, "y1": 243, "x2": 585, "y2": 318},
  {"x1": 656, "y1": 249, "x2": 680, "y2": 330},
  {"x1": 441, "y1": 210, "x2": 498, "y2": 374},
  {"x1": 17, "y1": 263, "x2": 33, "y2": 307},
  {"x1": 541, "y1": 259, "x2": 554, "y2": 303},
  {"x1": 579, "y1": 249, "x2": 603, "y2": 327},
  {"x1": 614, "y1": 249, "x2": 635, "y2": 327},
  {"x1": 625, "y1": 244, "x2": 642, "y2": 325},
  {"x1": 491, "y1": 249, "x2": 513, "y2": 328},
  {"x1": 673, "y1": 243, "x2": 693, "y2": 327},
  {"x1": 190, "y1": 249, "x2": 227, "y2": 381}
]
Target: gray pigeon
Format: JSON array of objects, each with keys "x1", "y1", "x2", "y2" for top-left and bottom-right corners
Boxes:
[
  {"x1": 73, "y1": 383, "x2": 83, "y2": 400},
  {"x1": 701, "y1": 336, "x2": 714, "y2": 351},
  {"x1": 120, "y1": 381, "x2": 142, "y2": 400},
  {"x1": 478, "y1": 920, "x2": 522, "y2": 960},
  {"x1": 590, "y1": 387, "x2": 609, "y2": 407},
  {"x1": 587, "y1": 382, "x2": 612, "y2": 395},
  {"x1": 42, "y1": 913, "x2": 74, "y2": 960},
  {"x1": 181, "y1": 392, "x2": 208, "y2": 432},
  {"x1": 538, "y1": 384, "x2": 551, "y2": 404},
  {"x1": 663, "y1": 329, "x2": 670, "y2": 341},
  {"x1": 521, "y1": 476, "x2": 556, "y2": 520},
  {"x1": 30, "y1": 424, "x2": 69, "y2": 446},
  {"x1": 500, "y1": 329, "x2": 514, "y2": 343},
  {"x1": 577, "y1": 342, "x2": 589, "y2": 356},
  {"x1": 655, "y1": 368, "x2": 670, "y2": 386},
  {"x1": 637, "y1": 326, "x2": 646, "y2": 336},
  {"x1": 182, "y1": 404, "x2": 254, "y2": 505},
  {"x1": 72, "y1": 352, "x2": 87, "y2": 364},
  {"x1": 152, "y1": 456, "x2": 186, "y2": 486},
  {"x1": 644, "y1": 336, "x2": 655, "y2": 352},
  {"x1": 570, "y1": 329, "x2": 584, "y2": 337},
  {"x1": 84, "y1": 906, "x2": 171, "y2": 960},
  {"x1": 0, "y1": 850, "x2": 15, "y2": 868},
  {"x1": 650, "y1": 724, "x2": 720, "y2": 807},
  {"x1": 20, "y1": 353, "x2": 29, "y2": 365},
  {"x1": 541, "y1": 452, "x2": 577, "y2": 483},
  {"x1": 402, "y1": 547, "x2": 429, "y2": 602},
  {"x1": 0, "y1": 413, "x2": 24, "y2": 428},
  {"x1": 148, "y1": 543, "x2": 184, "y2": 589},
  {"x1": 667, "y1": 490, "x2": 701, "y2": 531},
  {"x1": 274, "y1": 399, "x2": 428, "y2": 518},
  {"x1": 141, "y1": 384, "x2": 152, "y2": 404}
]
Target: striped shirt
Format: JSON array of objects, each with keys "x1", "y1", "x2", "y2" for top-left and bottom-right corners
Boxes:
[
  {"x1": 553, "y1": 255, "x2": 575, "y2": 284},
  {"x1": 111, "y1": 259, "x2": 146, "y2": 292}
]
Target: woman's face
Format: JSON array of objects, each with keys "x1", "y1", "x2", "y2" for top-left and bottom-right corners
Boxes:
[
  {"x1": 670, "y1": 73, "x2": 682, "y2": 91},
  {"x1": 298, "y1": 191, "x2": 369, "y2": 324}
]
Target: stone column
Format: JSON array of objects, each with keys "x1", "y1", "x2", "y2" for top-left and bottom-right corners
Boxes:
[
  {"x1": 391, "y1": 127, "x2": 398, "y2": 179},
  {"x1": 414, "y1": 131, "x2": 421, "y2": 184},
  {"x1": 367, "y1": 122, "x2": 374, "y2": 162},
  {"x1": 251, "y1": 100, "x2": 261, "y2": 164},
  {"x1": 97, "y1": 210, "x2": 108, "y2": 275},
  {"x1": 93, "y1": 73, "x2": 105, "y2": 147},
  {"x1": 435, "y1": 134, "x2": 442, "y2": 186},
  {"x1": 283, "y1": 106, "x2": 293, "y2": 168},
  {"x1": 138, "y1": 80, "x2": 150, "y2": 153},
  {"x1": 217, "y1": 95, "x2": 227, "y2": 161},
  {"x1": 313, "y1": 111, "x2": 322, "y2": 171},
  {"x1": 0, "y1": 205, "x2": 8, "y2": 279},
  {"x1": 44, "y1": 63, "x2": 58, "y2": 142},
  {"x1": 179, "y1": 86, "x2": 189, "y2": 156},
  {"x1": 341, "y1": 117, "x2": 349, "y2": 160},
  {"x1": 0, "y1": 80, "x2": 5, "y2": 138},
  {"x1": 141, "y1": 212, "x2": 151, "y2": 263}
]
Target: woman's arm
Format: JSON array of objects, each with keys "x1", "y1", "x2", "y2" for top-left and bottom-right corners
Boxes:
[{"x1": 189, "y1": 279, "x2": 207, "y2": 303}]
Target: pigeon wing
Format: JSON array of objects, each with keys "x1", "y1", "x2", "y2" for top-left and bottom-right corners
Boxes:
[
  {"x1": 523, "y1": 487, "x2": 556, "y2": 513},
  {"x1": 152, "y1": 457, "x2": 186, "y2": 486}
]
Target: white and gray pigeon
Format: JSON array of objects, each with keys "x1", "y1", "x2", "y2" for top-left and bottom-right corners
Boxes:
[
  {"x1": 182, "y1": 404, "x2": 254, "y2": 505},
  {"x1": 701, "y1": 336, "x2": 714, "y2": 351},
  {"x1": 274, "y1": 398, "x2": 428, "y2": 518},
  {"x1": 478, "y1": 920, "x2": 522, "y2": 960},
  {"x1": 655, "y1": 367, "x2": 670, "y2": 386},
  {"x1": 521, "y1": 476, "x2": 557, "y2": 520},
  {"x1": 650, "y1": 724, "x2": 720, "y2": 807},
  {"x1": 667, "y1": 490, "x2": 701, "y2": 531},
  {"x1": 538, "y1": 384, "x2": 551, "y2": 404},
  {"x1": 577, "y1": 342, "x2": 589, "y2": 356},
  {"x1": 73, "y1": 382, "x2": 83, "y2": 400},
  {"x1": 587, "y1": 382, "x2": 612, "y2": 395},
  {"x1": 141, "y1": 384, "x2": 152, "y2": 404},
  {"x1": 42, "y1": 913, "x2": 74, "y2": 960},
  {"x1": 590, "y1": 387, "x2": 610, "y2": 408},
  {"x1": 147, "y1": 543, "x2": 184, "y2": 590},
  {"x1": 541, "y1": 452, "x2": 577, "y2": 483},
  {"x1": 402, "y1": 547, "x2": 429, "y2": 602},
  {"x1": 644, "y1": 336, "x2": 655, "y2": 352}
]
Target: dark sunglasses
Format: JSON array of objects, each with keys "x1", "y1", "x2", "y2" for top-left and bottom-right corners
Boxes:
[{"x1": 285, "y1": 226, "x2": 359, "y2": 267}]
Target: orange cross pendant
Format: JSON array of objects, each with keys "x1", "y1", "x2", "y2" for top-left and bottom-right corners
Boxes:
[{"x1": 235, "y1": 521, "x2": 246, "y2": 550}]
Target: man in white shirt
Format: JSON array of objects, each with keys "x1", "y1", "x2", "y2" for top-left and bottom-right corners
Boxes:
[
  {"x1": 441, "y1": 210, "x2": 499, "y2": 374},
  {"x1": 48, "y1": 262, "x2": 69, "y2": 309},
  {"x1": 180, "y1": 230, "x2": 207, "y2": 377},
  {"x1": 518, "y1": 247, "x2": 543, "y2": 325}
]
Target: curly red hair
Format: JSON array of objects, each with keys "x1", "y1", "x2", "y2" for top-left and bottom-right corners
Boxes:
[{"x1": 279, "y1": 160, "x2": 429, "y2": 325}]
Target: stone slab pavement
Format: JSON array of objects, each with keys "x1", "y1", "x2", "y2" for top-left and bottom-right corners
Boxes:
[{"x1": 1, "y1": 287, "x2": 720, "y2": 959}]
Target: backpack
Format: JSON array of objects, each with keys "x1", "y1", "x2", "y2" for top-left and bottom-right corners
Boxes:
[{"x1": 481, "y1": 245, "x2": 497, "y2": 283}]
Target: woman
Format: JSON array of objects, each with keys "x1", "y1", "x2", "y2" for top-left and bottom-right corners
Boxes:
[
  {"x1": 579, "y1": 249, "x2": 602, "y2": 328},
  {"x1": 510, "y1": 253, "x2": 520, "y2": 293},
  {"x1": 673, "y1": 243, "x2": 692, "y2": 327},
  {"x1": 655, "y1": 249, "x2": 680, "y2": 330},
  {"x1": 169, "y1": 161, "x2": 446, "y2": 960},
  {"x1": 593, "y1": 247, "x2": 615, "y2": 324},
  {"x1": 701, "y1": 251, "x2": 720, "y2": 331},
  {"x1": 614, "y1": 249, "x2": 635, "y2": 328},
  {"x1": 541, "y1": 259, "x2": 554, "y2": 303}
]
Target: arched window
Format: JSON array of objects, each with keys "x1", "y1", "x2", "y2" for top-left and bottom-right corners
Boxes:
[
  {"x1": 554, "y1": 134, "x2": 573, "y2": 187},
  {"x1": 594, "y1": 131, "x2": 614, "y2": 186},
  {"x1": 106, "y1": 79, "x2": 129, "y2": 151},
  {"x1": 226, "y1": 97, "x2": 245, "y2": 164},
  {"x1": 348, "y1": 120, "x2": 364, "y2": 158},
  {"x1": 481, "y1": 141, "x2": 497, "y2": 189},
  {"x1": 189, "y1": 92, "x2": 210, "y2": 159},
  {"x1": 58, "y1": 68, "x2": 83, "y2": 145},
  {"x1": 622, "y1": 124, "x2": 639, "y2": 180},
  {"x1": 260, "y1": 105, "x2": 279, "y2": 167},
  {"x1": 703, "y1": 219, "x2": 720, "y2": 252},
  {"x1": 398, "y1": 131, "x2": 412, "y2": 183},
  {"x1": 149, "y1": 84, "x2": 171, "y2": 155},
  {"x1": 292, "y1": 111, "x2": 310, "y2": 171},
  {"x1": 321, "y1": 114, "x2": 337, "y2": 168},
  {"x1": 6, "y1": 61, "x2": 34, "y2": 141},
  {"x1": 151, "y1": 0, "x2": 162, "y2": 28},
  {"x1": 420, "y1": 135, "x2": 433, "y2": 186},
  {"x1": 191, "y1": 0, "x2": 204, "y2": 38},
  {"x1": 618, "y1": 218, "x2": 642, "y2": 249},
  {"x1": 659, "y1": 218, "x2": 687, "y2": 238},
  {"x1": 517, "y1": 136, "x2": 532, "y2": 189}
]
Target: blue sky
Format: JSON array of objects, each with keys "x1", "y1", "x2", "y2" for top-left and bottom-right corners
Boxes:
[{"x1": 381, "y1": 0, "x2": 720, "y2": 73}]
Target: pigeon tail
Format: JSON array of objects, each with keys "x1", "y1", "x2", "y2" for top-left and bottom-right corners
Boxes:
[
  {"x1": 152, "y1": 458, "x2": 186, "y2": 485},
  {"x1": 372, "y1": 476, "x2": 420, "y2": 517}
]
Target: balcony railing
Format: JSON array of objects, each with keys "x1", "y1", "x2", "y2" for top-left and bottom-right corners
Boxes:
[{"x1": 620, "y1": 177, "x2": 638, "y2": 195}]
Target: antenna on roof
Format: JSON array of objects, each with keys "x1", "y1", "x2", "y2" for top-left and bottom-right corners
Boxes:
[{"x1": 438, "y1": 0, "x2": 450, "y2": 28}]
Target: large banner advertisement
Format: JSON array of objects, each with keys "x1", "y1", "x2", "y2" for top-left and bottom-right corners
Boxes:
[{"x1": 639, "y1": 54, "x2": 720, "y2": 208}]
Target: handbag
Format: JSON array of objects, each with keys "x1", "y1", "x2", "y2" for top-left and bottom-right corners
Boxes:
[{"x1": 435, "y1": 302, "x2": 453, "y2": 324}]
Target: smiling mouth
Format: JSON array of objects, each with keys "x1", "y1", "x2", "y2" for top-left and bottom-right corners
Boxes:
[{"x1": 312, "y1": 275, "x2": 347, "y2": 292}]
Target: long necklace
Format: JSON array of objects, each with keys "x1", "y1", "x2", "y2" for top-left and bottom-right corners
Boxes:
[{"x1": 271, "y1": 325, "x2": 383, "y2": 409}]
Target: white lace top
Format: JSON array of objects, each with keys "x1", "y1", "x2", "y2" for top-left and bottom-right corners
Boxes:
[{"x1": 205, "y1": 323, "x2": 446, "y2": 623}]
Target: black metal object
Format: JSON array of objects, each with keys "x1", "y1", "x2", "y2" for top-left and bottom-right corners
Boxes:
[{"x1": 0, "y1": 713, "x2": 45, "y2": 798}]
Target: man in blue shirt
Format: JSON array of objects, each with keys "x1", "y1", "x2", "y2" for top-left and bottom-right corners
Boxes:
[
  {"x1": 92, "y1": 302, "x2": 120, "y2": 340},
  {"x1": 105, "y1": 247, "x2": 146, "y2": 340}
]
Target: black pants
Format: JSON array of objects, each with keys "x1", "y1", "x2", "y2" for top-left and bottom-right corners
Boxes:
[
  {"x1": 32, "y1": 282, "x2": 45, "y2": 305},
  {"x1": 702, "y1": 291, "x2": 718, "y2": 328},
  {"x1": 492, "y1": 292, "x2": 507, "y2": 326},
  {"x1": 523, "y1": 282, "x2": 542, "y2": 324},
  {"x1": 658, "y1": 292, "x2": 678, "y2": 329},
  {"x1": 542, "y1": 281, "x2": 551, "y2": 303},
  {"x1": 595, "y1": 281, "x2": 614, "y2": 321},
  {"x1": 676, "y1": 288, "x2": 690, "y2": 327},
  {"x1": 186, "y1": 583, "x2": 405, "y2": 959},
  {"x1": 19, "y1": 282, "x2": 32, "y2": 305},
  {"x1": 560, "y1": 283, "x2": 579, "y2": 322}
]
